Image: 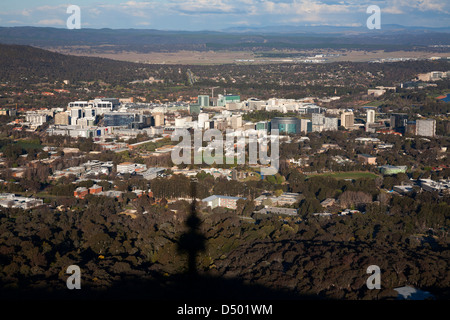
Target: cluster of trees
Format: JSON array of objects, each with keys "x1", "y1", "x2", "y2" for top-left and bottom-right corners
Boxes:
[
  {"x1": 0, "y1": 186, "x2": 448, "y2": 299},
  {"x1": 0, "y1": 44, "x2": 162, "y2": 86}
]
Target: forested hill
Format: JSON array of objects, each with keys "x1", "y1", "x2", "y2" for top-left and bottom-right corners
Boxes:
[
  {"x1": 0, "y1": 43, "x2": 153, "y2": 85},
  {"x1": 1, "y1": 26, "x2": 449, "y2": 53}
]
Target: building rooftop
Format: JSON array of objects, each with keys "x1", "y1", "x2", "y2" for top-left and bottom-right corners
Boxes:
[
  {"x1": 358, "y1": 153, "x2": 376, "y2": 158},
  {"x1": 256, "y1": 207, "x2": 298, "y2": 216},
  {"x1": 202, "y1": 195, "x2": 245, "y2": 202}
]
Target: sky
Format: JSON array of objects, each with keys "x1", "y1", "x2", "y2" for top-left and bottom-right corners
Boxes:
[{"x1": 0, "y1": 0, "x2": 449, "y2": 31}]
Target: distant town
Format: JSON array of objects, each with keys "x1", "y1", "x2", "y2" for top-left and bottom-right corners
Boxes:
[{"x1": 1, "y1": 70, "x2": 449, "y2": 214}]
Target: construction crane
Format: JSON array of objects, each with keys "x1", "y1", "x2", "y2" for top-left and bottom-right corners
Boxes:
[{"x1": 210, "y1": 86, "x2": 220, "y2": 98}]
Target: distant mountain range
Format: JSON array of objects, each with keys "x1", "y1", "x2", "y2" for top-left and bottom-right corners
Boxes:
[
  {"x1": 222, "y1": 24, "x2": 450, "y2": 34},
  {"x1": 0, "y1": 26, "x2": 448, "y2": 52}
]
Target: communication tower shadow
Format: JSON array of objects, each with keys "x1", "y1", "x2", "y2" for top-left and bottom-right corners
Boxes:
[{"x1": 176, "y1": 178, "x2": 206, "y2": 276}]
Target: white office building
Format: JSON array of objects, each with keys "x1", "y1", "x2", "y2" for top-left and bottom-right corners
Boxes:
[{"x1": 416, "y1": 119, "x2": 436, "y2": 137}]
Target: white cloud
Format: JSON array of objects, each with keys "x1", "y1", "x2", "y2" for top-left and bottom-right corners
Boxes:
[
  {"x1": 388, "y1": 0, "x2": 449, "y2": 14},
  {"x1": 261, "y1": 0, "x2": 351, "y2": 15},
  {"x1": 172, "y1": 0, "x2": 239, "y2": 14},
  {"x1": 121, "y1": 1, "x2": 154, "y2": 9},
  {"x1": 37, "y1": 19, "x2": 66, "y2": 26},
  {"x1": 383, "y1": 6, "x2": 404, "y2": 14}
]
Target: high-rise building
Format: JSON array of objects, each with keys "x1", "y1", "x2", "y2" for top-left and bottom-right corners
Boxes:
[
  {"x1": 312, "y1": 113, "x2": 325, "y2": 126},
  {"x1": 311, "y1": 113, "x2": 338, "y2": 132},
  {"x1": 300, "y1": 119, "x2": 312, "y2": 133},
  {"x1": 416, "y1": 119, "x2": 436, "y2": 137},
  {"x1": 341, "y1": 111, "x2": 354, "y2": 129},
  {"x1": 230, "y1": 114, "x2": 243, "y2": 129},
  {"x1": 198, "y1": 95, "x2": 210, "y2": 107},
  {"x1": 198, "y1": 113, "x2": 209, "y2": 129},
  {"x1": 366, "y1": 109, "x2": 375, "y2": 124},
  {"x1": 390, "y1": 113, "x2": 408, "y2": 134},
  {"x1": 324, "y1": 117, "x2": 338, "y2": 131},
  {"x1": 70, "y1": 108, "x2": 82, "y2": 120},
  {"x1": 153, "y1": 113, "x2": 165, "y2": 126}
]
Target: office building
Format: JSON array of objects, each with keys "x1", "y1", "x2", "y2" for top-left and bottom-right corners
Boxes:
[
  {"x1": 0, "y1": 193, "x2": 43, "y2": 209},
  {"x1": 256, "y1": 121, "x2": 270, "y2": 132},
  {"x1": 189, "y1": 103, "x2": 201, "y2": 115},
  {"x1": 300, "y1": 119, "x2": 312, "y2": 133},
  {"x1": 103, "y1": 113, "x2": 136, "y2": 127},
  {"x1": 357, "y1": 154, "x2": 377, "y2": 165},
  {"x1": 198, "y1": 113, "x2": 209, "y2": 129},
  {"x1": 341, "y1": 111, "x2": 354, "y2": 129},
  {"x1": 230, "y1": 114, "x2": 243, "y2": 129},
  {"x1": 116, "y1": 162, "x2": 147, "y2": 174},
  {"x1": 311, "y1": 113, "x2": 325, "y2": 132},
  {"x1": 74, "y1": 187, "x2": 89, "y2": 199},
  {"x1": 416, "y1": 119, "x2": 436, "y2": 137},
  {"x1": 25, "y1": 112, "x2": 47, "y2": 127},
  {"x1": 70, "y1": 108, "x2": 82, "y2": 120},
  {"x1": 202, "y1": 195, "x2": 246, "y2": 210},
  {"x1": 390, "y1": 113, "x2": 409, "y2": 134},
  {"x1": 297, "y1": 104, "x2": 322, "y2": 114},
  {"x1": 311, "y1": 113, "x2": 338, "y2": 132},
  {"x1": 271, "y1": 117, "x2": 301, "y2": 134},
  {"x1": 89, "y1": 184, "x2": 103, "y2": 195},
  {"x1": 103, "y1": 113, "x2": 149, "y2": 128},
  {"x1": 216, "y1": 94, "x2": 240, "y2": 107},
  {"x1": 153, "y1": 112, "x2": 165, "y2": 126},
  {"x1": 68, "y1": 101, "x2": 90, "y2": 109},
  {"x1": 324, "y1": 117, "x2": 338, "y2": 131},
  {"x1": 54, "y1": 112, "x2": 70, "y2": 125},
  {"x1": 367, "y1": 109, "x2": 375, "y2": 124},
  {"x1": 98, "y1": 98, "x2": 120, "y2": 110},
  {"x1": 198, "y1": 95, "x2": 210, "y2": 107}
]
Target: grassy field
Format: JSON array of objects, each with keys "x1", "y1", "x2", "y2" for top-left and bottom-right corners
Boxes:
[
  {"x1": 49, "y1": 48, "x2": 450, "y2": 65},
  {"x1": 363, "y1": 100, "x2": 385, "y2": 107},
  {"x1": 306, "y1": 171, "x2": 379, "y2": 180}
]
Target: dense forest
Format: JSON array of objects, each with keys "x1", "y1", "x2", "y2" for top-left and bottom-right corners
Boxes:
[
  {"x1": 0, "y1": 44, "x2": 156, "y2": 85},
  {"x1": 0, "y1": 181, "x2": 448, "y2": 299}
]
